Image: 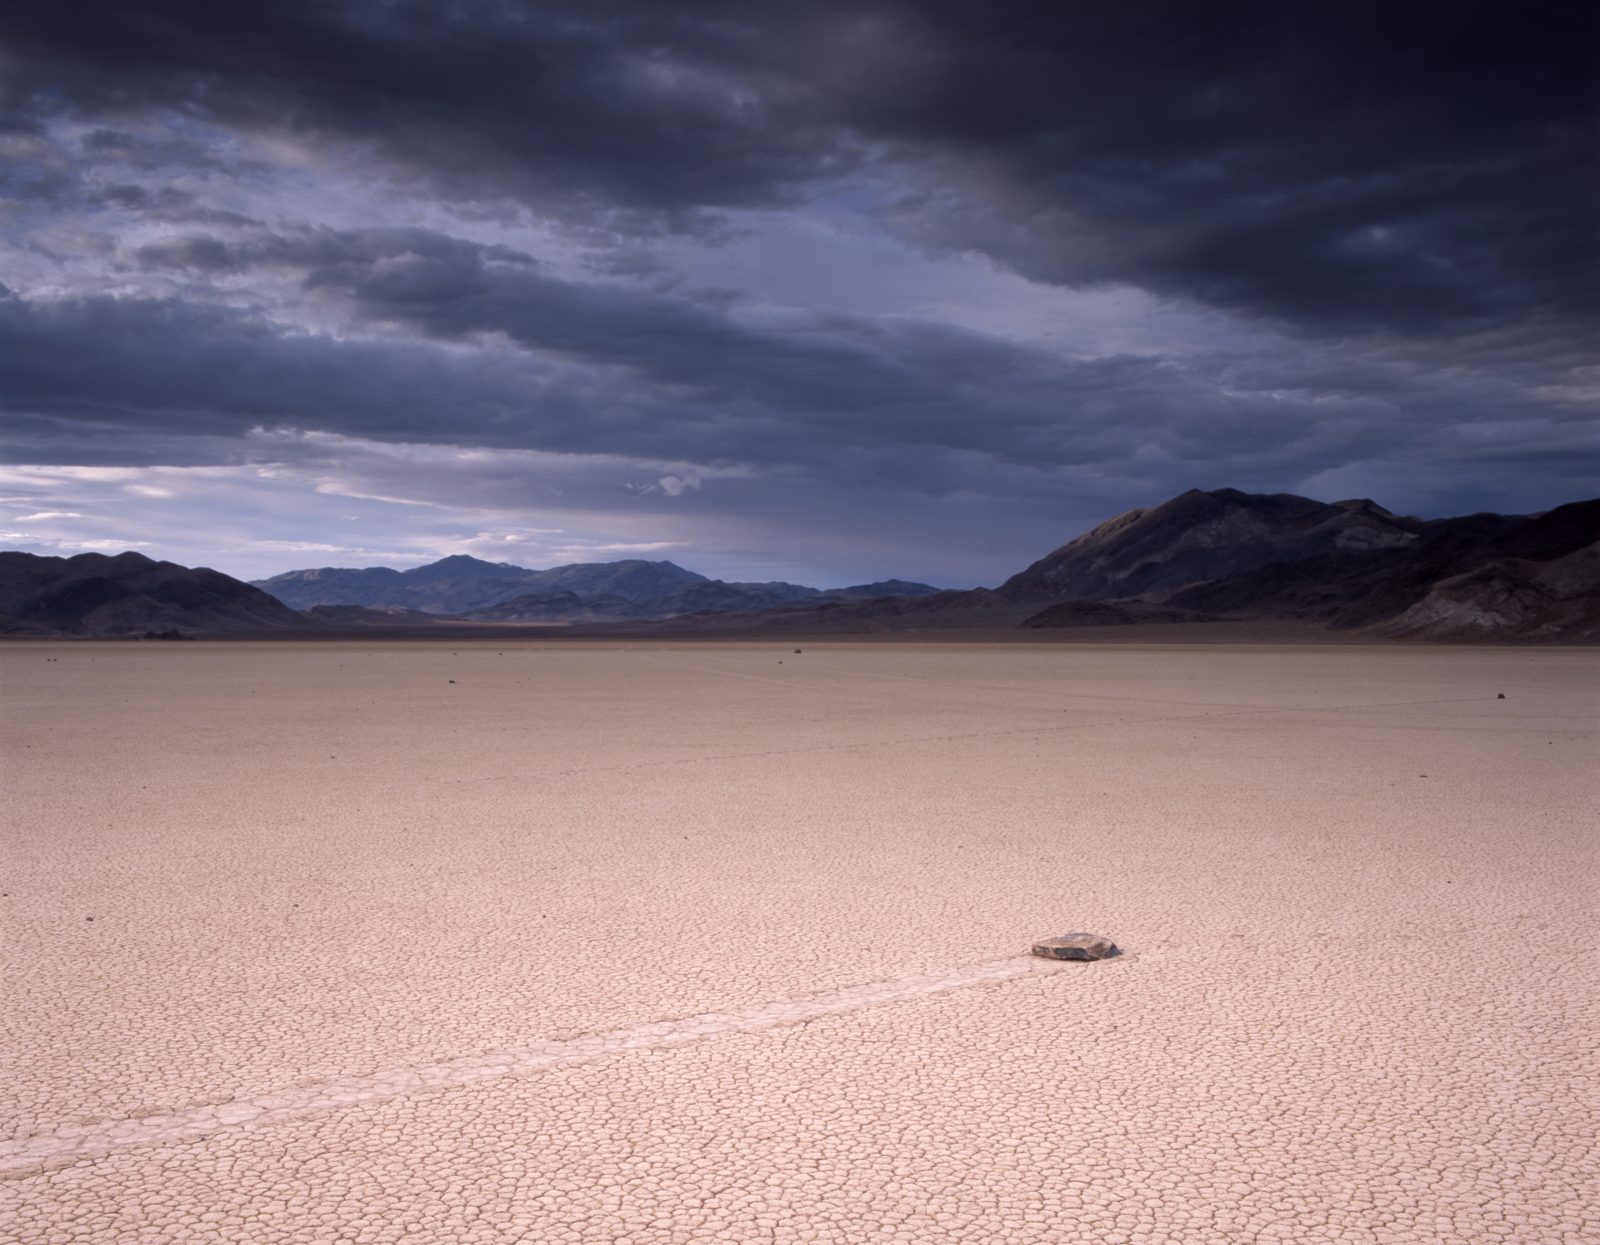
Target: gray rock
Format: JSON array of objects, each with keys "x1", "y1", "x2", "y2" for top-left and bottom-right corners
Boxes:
[{"x1": 1031, "y1": 932, "x2": 1118, "y2": 961}]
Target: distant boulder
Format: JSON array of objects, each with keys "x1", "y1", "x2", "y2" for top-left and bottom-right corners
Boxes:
[{"x1": 1032, "y1": 933, "x2": 1119, "y2": 961}]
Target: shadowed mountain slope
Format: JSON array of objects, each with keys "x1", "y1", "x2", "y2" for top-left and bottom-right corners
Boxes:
[
  {"x1": 1372, "y1": 543, "x2": 1600, "y2": 642},
  {"x1": 0, "y1": 551, "x2": 309, "y2": 636},
  {"x1": 999, "y1": 488, "x2": 1425, "y2": 603},
  {"x1": 1158, "y1": 498, "x2": 1600, "y2": 641}
]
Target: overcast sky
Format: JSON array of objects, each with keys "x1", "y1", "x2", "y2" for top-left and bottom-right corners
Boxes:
[{"x1": 1, "y1": 2, "x2": 1594, "y2": 586}]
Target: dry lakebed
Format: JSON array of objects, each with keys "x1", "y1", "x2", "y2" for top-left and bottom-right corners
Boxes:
[{"x1": 1, "y1": 640, "x2": 1595, "y2": 1243}]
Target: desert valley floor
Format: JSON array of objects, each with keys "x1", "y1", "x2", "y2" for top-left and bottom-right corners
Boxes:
[{"x1": 1, "y1": 640, "x2": 1595, "y2": 1244}]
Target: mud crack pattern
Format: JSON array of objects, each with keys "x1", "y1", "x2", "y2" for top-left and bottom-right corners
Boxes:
[{"x1": 3, "y1": 642, "x2": 1595, "y2": 1243}]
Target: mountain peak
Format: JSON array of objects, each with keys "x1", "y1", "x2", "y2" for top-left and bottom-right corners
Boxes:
[
  {"x1": 1000, "y1": 487, "x2": 1422, "y2": 602},
  {"x1": 69, "y1": 549, "x2": 158, "y2": 568},
  {"x1": 419, "y1": 554, "x2": 518, "y2": 570}
]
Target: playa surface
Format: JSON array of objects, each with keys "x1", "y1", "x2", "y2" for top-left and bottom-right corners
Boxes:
[{"x1": 2, "y1": 640, "x2": 1596, "y2": 1244}]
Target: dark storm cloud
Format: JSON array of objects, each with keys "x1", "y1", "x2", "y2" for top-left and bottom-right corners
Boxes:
[
  {"x1": 0, "y1": 264, "x2": 1149, "y2": 472},
  {"x1": 868, "y1": 3, "x2": 1599, "y2": 337},
  {"x1": 125, "y1": 223, "x2": 1590, "y2": 458},
  {"x1": 133, "y1": 224, "x2": 539, "y2": 280},
  {"x1": 3, "y1": 1, "x2": 1593, "y2": 337},
  {"x1": 6, "y1": 251, "x2": 1594, "y2": 520},
  {"x1": 0, "y1": 280, "x2": 611, "y2": 454},
  {"x1": 0, "y1": 1, "x2": 853, "y2": 233},
  {"x1": 126, "y1": 224, "x2": 1103, "y2": 460}
]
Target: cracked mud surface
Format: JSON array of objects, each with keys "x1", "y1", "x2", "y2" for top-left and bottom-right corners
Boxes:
[{"x1": 3, "y1": 641, "x2": 1596, "y2": 1242}]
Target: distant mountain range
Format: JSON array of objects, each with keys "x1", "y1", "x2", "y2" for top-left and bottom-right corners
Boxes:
[
  {"x1": 254, "y1": 555, "x2": 708, "y2": 614},
  {"x1": 640, "y1": 489, "x2": 1600, "y2": 642},
  {"x1": 251, "y1": 556, "x2": 941, "y2": 620},
  {"x1": 3, "y1": 488, "x2": 1595, "y2": 640}
]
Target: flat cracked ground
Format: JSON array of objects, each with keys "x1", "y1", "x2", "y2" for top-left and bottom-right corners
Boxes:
[{"x1": 2, "y1": 641, "x2": 1596, "y2": 1244}]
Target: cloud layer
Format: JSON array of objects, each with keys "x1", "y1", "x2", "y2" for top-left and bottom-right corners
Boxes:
[{"x1": 1, "y1": 2, "x2": 1594, "y2": 582}]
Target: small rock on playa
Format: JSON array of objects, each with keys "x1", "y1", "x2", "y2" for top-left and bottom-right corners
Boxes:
[{"x1": 1032, "y1": 932, "x2": 1118, "y2": 960}]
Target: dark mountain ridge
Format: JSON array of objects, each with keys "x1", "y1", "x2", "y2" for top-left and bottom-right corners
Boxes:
[
  {"x1": 1151, "y1": 500, "x2": 1599, "y2": 641},
  {"x1": 255, "y1": 555, "x2": 942, "y2": 621},
  {"x1": 998, "y1": 487, "x2": 1426, "y2": 603},
  {"x1": 252, "y1": 555, "x2": 711, "y2": 614},
  {"x1": 1009, "y1": 492, "x2": 1599, "y2": 641},
  {"x1": 0, "y1": 550, "x2": 307, "y2": 636}
]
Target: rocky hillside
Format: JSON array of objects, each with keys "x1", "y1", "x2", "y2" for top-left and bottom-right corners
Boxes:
[
  {"x1": 1000, "y1": 488, "x2": 1424, "y2": 602},
  {"x1": 1010, "y1": 492, "x2": 1598, "y2": 641},
  {"x1": 0, "y1": 551, "x2": 310, "y2": 636},
  {"x1": 1372, "y1": 542, "x2": 1600, "y2": 642},
  {"x1": 1146, "y1": 498, "x2": 1598, "y2": 640}
]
